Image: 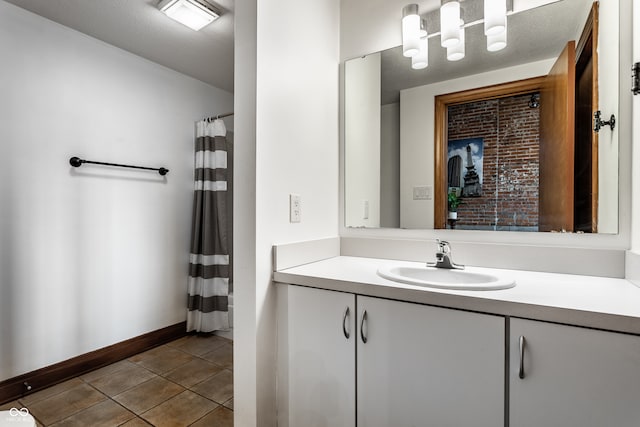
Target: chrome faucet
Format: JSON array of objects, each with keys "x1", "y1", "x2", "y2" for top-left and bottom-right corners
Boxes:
[{"x1": 427, "y1": 239, "x2": 464, "y2": 270}]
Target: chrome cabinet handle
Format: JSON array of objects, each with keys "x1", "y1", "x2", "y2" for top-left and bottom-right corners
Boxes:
[
  {"x1": 519, "y1": 335, "x2": 526, "y2": 379},
  {"x1": 360, "y1": 310, "x2": 368, "y2": 343},
  {"x1": 342, "y1": 307, "x2": 350, "y2": 339}
]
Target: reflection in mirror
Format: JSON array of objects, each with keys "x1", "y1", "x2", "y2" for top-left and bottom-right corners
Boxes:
[{"x1": 344, "y1": 0, "x2": 619, "y2": 234}]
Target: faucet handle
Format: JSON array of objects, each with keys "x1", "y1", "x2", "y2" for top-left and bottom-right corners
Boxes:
[{"x1": 436, "y1": 239, "x2": 451, "y2": 253}]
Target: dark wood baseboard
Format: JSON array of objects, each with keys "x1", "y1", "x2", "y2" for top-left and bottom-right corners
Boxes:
[{"x1": 0, "y1": 321, "x2": 187, "y2": 405}]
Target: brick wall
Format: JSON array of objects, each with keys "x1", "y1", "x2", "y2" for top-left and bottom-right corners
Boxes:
[{"x1": 447, "y1": 93, "x2": 539, "y2": 229}]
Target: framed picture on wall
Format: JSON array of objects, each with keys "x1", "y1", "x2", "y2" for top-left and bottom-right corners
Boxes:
[{"x1": 448, "y1": 137, "x2": 483, "y2": 197}]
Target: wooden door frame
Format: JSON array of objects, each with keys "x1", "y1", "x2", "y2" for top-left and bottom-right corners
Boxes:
[{"x1": 433, "y1": 76, "x2": 546, "y2": 228}]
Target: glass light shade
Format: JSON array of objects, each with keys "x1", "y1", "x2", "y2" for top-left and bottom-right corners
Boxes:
[
  {"x1": 447, "y1": 24, "x2": 465, "y2": 61},
  {"x1": 159, "y1": 0, "x2": 219, "y2": 31},
  {"x1": 487, "y1": 20, "x2": 507, "y2": 51},
  {"x1": 412, "y1": 37, "x2": 429, "y2": 69},
  {"x1": 440, "y1": 1, "x2": 461, "y2": 48},
  {"x1": 402, "y1": 4, "x2": 421, "y2": 57},
  {"x1": 484, "y1": 0, "x2": 506, "y2": 36}
]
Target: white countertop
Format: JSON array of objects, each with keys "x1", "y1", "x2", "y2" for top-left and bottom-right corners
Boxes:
[{"x1": 273, "y1": 256, "x2": 640, "y2": 335}]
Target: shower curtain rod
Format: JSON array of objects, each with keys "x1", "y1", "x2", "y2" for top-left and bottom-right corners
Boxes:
[
  {"x1": 69, "y1": 157, "x2": 169, "y2": 176},
  {"x1": 205, "y1": 112, "x2": 234, "y2": 121}
]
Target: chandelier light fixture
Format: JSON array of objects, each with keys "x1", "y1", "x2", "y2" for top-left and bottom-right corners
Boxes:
[
  {"x1": 440, "y1": 1, "x2": 461, "y2": 48},
  {"x1": 487, "y1": 18, "x2": 507, "y2": 51},
  {"x1": 412, "y1": 20, "x2": 429, "y2": 70},
  {"x1": 402, "y1": 4, "x2": 421, "y2": 57},
  {"x1": 401, "y1": 0, "x2": 509, "y2": 71},
  {"x1": 447, "y1": 21, "x2": 465, "y2": 61},
  {"x1": 484, "y1": 0, "x2": 507, "y2": 36}
]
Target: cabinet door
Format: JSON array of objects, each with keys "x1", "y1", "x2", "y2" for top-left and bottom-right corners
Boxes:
[
  {"x1": 277, "y1": 284, "x2": 356, "y2": 427},
  {"x1": 510, "y1": 318, "x2": 640, "y2": 427},
  {"x1": 357, "y1": 296, "x2": 504, "y2": 427}
]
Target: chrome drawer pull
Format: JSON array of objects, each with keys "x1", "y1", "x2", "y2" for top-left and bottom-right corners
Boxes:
[
  {"x1": 342, "y1": 307, "x2": 350, "y2": 339},
  {"x1": 360, "y1": 310, "x2": 368, "y2": 343},
  {"x1": 519, "y1": 335, "x2": 526, "y2": 379}
]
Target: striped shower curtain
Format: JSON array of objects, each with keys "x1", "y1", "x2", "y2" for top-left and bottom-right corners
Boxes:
[{"x1": 187, "y1": 119, "x2": 230, "y2": 332}]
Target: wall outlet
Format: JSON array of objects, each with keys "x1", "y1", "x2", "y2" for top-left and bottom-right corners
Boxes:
[
  {"x1": 290, "y1": 194, "x2": 301, "y2": 223},
  {"x1": 413, "y1": 185, "x2": 433, "y2": 200}
]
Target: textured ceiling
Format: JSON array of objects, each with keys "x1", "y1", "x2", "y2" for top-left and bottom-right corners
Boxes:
[{"x1": 3, "y1": 0, "x2": 235, "y2": 93}]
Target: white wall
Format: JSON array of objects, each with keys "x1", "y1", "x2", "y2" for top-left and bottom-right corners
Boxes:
[
  {"x1": 234, "y1": 0, "x2": 341, "y2": 424},
  {"x1": 380, "y1": 103, "x2": 400, "y2": 228},
  {"x1": 400, "y1": 59, "x2": 555, "y2": 229},
  {"x1": 345, "y1": 53, "x2": 381, "y2": 227},
  {"x1": 0, "y1": 1, "x2": 233, "y2": 381}
]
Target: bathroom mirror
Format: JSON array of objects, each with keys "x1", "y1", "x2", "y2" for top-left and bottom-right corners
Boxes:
[{"x1": 344, "y1": 0, "x2": 619, "y2": 233}]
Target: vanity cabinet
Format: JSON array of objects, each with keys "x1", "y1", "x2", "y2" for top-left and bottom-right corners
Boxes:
[
  {"x1": 276, "y1": 284, "x2": 356, "y2": 427},
  {"x1": 277, "y1": 284, "x2": 505, "y2": 427},
  {"x1": 357, "y1": 295, "x2": 504, "y2": 427},
  {"x1": 509, "y1": 318, "x2": 640, "y2": 427}
]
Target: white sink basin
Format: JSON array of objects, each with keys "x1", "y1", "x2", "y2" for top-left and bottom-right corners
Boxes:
[{"x1": 376, "y1": 266, "x2": 516, "y2": 291}]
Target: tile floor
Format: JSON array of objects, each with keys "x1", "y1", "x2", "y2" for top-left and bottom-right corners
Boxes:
[{"x1": 0, "y1": 335, "x2": 233, "y2": 426}]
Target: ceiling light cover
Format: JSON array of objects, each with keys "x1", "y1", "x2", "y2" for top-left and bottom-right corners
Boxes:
[
  {"x1": 412, "y1": 36, "x2": 429, "y2": 69},
  {"x1": 158, "y1": 0, "x2": 220, "y2": 31},
  {"x1": 440, "y1": 1, "x2": 461, "y2": 48},
  {"x1": 447, "y1": 23, "x2": 465, "y2": 61},
  {"x1": 487, "y1": 19, "x2": 507, "y2": 51},
  {"x1": 402, "y1": 4, "x2": 421, "y2": 57},
  {"x1": 484, "y1": 0, "x2": 506, "y2": 36}
]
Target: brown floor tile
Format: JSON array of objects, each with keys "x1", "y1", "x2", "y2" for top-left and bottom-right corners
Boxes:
[
  {"x1": 120, "y1": 417, "x2": 153, "y2": 426},
  {"x1": 50, "y1": 399, "x2": 135, "y2": 426},
  {"x1": 19, "y1": 378, "x2": 85, "y2": 406},
  {"x1": 164, "y1": 358, "x2": 223, "y2": 388},
  {"x1": 127, "y1": 345, "x2": 168, "y2": 363},
  {"x1": 190, "y1": 405, "x2": 233, "y2": 427},
  {"x1": 201, "y1": 343, "x2": 233, "y2": 369},
  {"x1": 87, "y1": 362, "x2": 157, "y2": 397},
  {"x1": 129, "y1": 346, "x2": 194, "y2": 374},
  {"x1": 80, "y1": 359, "x2": 134, "y2": 383},
  {"x1": 223, "y1": 398, "x2": 234, "y2": 411},
  {"x1": 190, "y1": 370, "x2": 233, "y2": 405},
  {"x1": 167, "y1": 335, "x2": 228, "y2": 357},
  {"x1": 0, "y1": 400, "x2": 21, "y2": 411},
  {"x1": 113, "y1": 376, "x2": 184, "y2": 415},
  {"x1": 141, "y1": 390, "x2": 218, "y2": 427},
  {"x1": 27, "y1": 382, "x2": 107, "y2": 425}
]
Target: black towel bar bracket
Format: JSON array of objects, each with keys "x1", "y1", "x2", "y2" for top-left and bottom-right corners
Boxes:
[{"x1": 69, "y1": 157, "x2": 169, "y2": 176}]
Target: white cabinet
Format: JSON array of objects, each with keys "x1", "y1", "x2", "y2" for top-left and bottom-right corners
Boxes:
[
  {"x1": 510, "y1": 318, "x2": 640, "y2": 427},
  {"x1": 357, "y1": 296, "x2": 505, "y2": 427},
  {"x1": 277, "y1": 285, "x2": 505, "y2": 427},
  {"x1": 276, "y1": 284, "x2": 356, "y2": 427}
]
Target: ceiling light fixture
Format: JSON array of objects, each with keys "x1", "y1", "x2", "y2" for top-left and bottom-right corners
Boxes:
[
  {"x1": 484, "y1": 0, "x2": 507, "y2": 36},
  {"x1": 440, "y1": 1, "x2": 461, "y2": 48},
  {"x1": 402, "y1": 1, "x2": 508, "y2": 70},
  {"x1": 402, "y1": 4, "x2": 421, "y2": 57},
  {"x1": 487, "y1": 19, "x2": 507, "y2": 51},
  {"x1": 447, "y1": 21, "x2": 465, "y2": 61},
  {"x1": 158, "y1": 0, "x2": 220, "y2": 31},
  {"x1": 412, "y1": 33, "x2": 429, "y2": 69}
]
